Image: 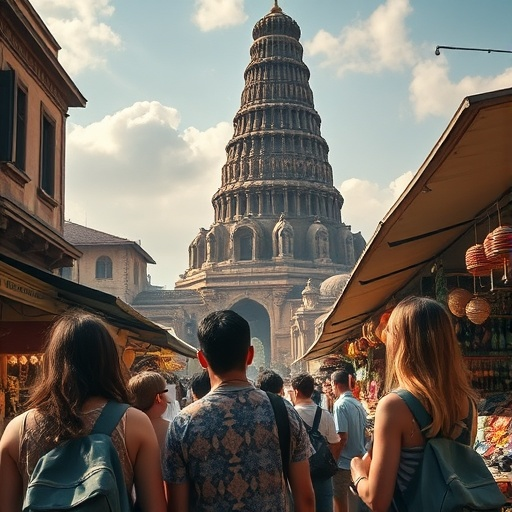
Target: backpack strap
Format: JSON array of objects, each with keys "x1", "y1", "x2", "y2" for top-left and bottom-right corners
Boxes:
[
  {"x1": 266, "y1": 391, "x2": 291, "y2": 482},
  {"x1": 393, "y1": 389, "x2": 432, "y2": 433},
  {"x1": 92, "y1": 401, "x2": 130, "y2": 436},
  {"x1": 311, "y1": 406, "x2": 322, "y2": 434}
]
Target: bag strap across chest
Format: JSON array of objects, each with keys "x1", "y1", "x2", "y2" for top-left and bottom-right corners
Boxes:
[
  {"x1": 393, "y1": 389, "x2": 473, "y2": 442},
  {"x1": 92, "y1": 401, "x2": 130, "y2": 436}
]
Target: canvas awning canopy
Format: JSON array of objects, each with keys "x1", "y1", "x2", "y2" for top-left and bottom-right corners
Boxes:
[
  {"x1": 302, "y1": 87, "x2": 512, "y2": 361},
  {"x1": 0, "y1": 253, "x2": 197, "y2": 358}
]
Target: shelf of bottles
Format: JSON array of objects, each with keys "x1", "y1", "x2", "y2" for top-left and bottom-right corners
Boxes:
[{"x1": 456, "y1": 292, "x2": 512, "y2": 394}]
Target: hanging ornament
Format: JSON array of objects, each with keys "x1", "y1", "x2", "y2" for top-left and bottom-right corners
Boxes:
[
  {"x1": 483, "y1": 231, "x2": 504, "y2": 268},
  {"x1": 465, "y1": 244, "x2": 495, "y2": 276},
  {"x1": 485, "y1": 225, "x2": 512, "y2": 284},
  {"x1": 447, "y1": 288, "x2": 473, "y2": 317},
  {"x1": 465, "y1": 296, "x2": 491, "y2": 325}
]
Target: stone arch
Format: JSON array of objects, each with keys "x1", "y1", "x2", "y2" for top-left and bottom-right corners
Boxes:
[
  {"x1": 190, "y1": 228, "x2": 207, "y2": 269},
  {"x1": 231, "y1": 219, "x2": 264, "y2": 261},
  {"x1": 230, "y1": 299, "x2": 271, "y2": 366}
]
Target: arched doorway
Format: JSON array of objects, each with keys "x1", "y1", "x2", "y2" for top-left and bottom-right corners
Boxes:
[{"x1": 230, "y1": 299, "x2": 271, "y2": 367}]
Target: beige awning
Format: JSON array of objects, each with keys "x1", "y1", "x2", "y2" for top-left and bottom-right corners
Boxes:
[
  {"x1": 302, "y1": 87, "x2": 512, "y2": 361},
  {"x1": 0, "y1": 253, "x2": 197, "y2": 358}
]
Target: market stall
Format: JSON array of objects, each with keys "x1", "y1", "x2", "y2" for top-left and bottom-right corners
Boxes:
[
  {"x1": 301, "y1": 87, "x2": 512, "y2": 503},
  {"x1": 0, "y1": 253, "x2": 196, "y2": 430}
]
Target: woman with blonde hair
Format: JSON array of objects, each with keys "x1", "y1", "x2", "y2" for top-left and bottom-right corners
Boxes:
[
  {"x1": 128, "y1": 371, "x2": 170, "y2": 453},
  {"x1": 0, "y1": 310, "x2": 166, "y2": 512},
  {"x1": 350, "y1": 296, "x2": 478, "y2": 511}
]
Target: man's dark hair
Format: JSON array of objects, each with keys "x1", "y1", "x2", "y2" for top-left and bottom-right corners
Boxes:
[
  {"x1": 197, "y1": 310, "x2": 250, "y2": 374},
  {"x1": 291, "y1": 372, "x2": 315, "y2": 397},
  {"x1": 256, "y1": 369, "x2": 284, "y2": 394},
  {"x1": 331, "y1": 362, "x2": 355, "y2": 386},
  {"x1": 190, "y1": 370, "x2": 211, "y2": 399}
]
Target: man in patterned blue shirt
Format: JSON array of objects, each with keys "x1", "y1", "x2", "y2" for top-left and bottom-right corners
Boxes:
[{"x1": 163, "y1": 310, "x2": 314, "y2": 512}]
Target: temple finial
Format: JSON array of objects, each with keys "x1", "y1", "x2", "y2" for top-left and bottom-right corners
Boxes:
[{"x1": 271, "y1": 0, "x2": 282, "y2": 13}]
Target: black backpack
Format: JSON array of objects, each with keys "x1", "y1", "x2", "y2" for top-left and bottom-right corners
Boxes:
[
  {"x1": 303, "y1": 406, "x2": 339, "y2": 481},
  {"x1": 23, "y1": 401, "x2": 131, "y2": 512}
]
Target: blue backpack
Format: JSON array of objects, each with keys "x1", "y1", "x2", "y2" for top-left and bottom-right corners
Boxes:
[
  {"x1": 392, "y1": 390, "x2": 506, "y2": 512},
  {"x1": 23, "y1": 401, "x2": 131, "y2": 512}
]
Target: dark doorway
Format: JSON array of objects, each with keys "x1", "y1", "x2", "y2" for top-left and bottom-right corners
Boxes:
[{"x1": 230, "y1": 299, "x2": 271, "y2": 367}]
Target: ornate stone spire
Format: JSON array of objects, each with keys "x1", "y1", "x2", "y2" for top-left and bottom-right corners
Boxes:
[
  {"x1": 181, "y1": 6, "x2": 360, "y2": 275},
  {"x1": 211, "y1": 6, "x2": 343, "y2": 226}
]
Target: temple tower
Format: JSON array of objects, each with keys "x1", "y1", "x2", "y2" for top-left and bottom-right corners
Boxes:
[{"x1": 160, "y1": 4, "x2": 364, "y2": 366}]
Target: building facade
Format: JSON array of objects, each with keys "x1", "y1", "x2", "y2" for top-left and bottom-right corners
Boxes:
[
  {"x1": 0, "y1": 1, "x2": 195, "y2": 429},
  {"x1": 133, "y1": 4, "x2": 365, "y2": 369},
  {"x1": 63, "y1": 222, "x2": 157, "y2": 304}
]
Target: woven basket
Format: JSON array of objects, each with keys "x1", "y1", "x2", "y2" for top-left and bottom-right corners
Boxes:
[
  {"x1": 447, "y1": 288, "x2": 473, "y2": 317},
  {"x1": 486, "y1": 225, "x2": 512, "y2": 258},
  {"x1": 465, "y1": 296, "x2": 491, "y2": 325},
  {"x1": 465, "y1": 244, "x2": 495, "y2": 276},
  {"x1": 483, "y1": 232, "x2": 505, "y2": 267}
]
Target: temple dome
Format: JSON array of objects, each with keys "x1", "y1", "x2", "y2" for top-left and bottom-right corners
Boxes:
[
  {"x1": 319, "y1": 274, "x2": 350, "y2": 298},
  {"x1": 252, "y1": 8, "x2": 301, "y2": 41}
]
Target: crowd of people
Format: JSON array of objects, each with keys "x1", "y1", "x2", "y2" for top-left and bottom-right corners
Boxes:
[{"x1": 0, "y1": 295, "x2": 492, "y2": 511}]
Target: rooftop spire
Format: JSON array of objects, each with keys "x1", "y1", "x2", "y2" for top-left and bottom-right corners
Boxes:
[{"x1": 271, "y1": 0, "x2": 282, "y2": 14}]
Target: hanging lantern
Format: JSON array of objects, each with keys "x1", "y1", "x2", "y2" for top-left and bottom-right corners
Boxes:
[
  {"x1": 465, "y1": 244, "x2": 495, "y2": 276},
  {"x1": 485, "y1": 225, "x2": 512, "y2": 282},
  {"x1": 447, "y1": 288, "x2": 473, "y2": 317},
  {"x1": 465, "y1": 296, "x2": 491, "y2": 325},
  {"x1": 375, "y1": 310, "x2": 393, "y2": 343},
  {"x1": 483, "y1": 232, "x2": 505, "y2": 268}
]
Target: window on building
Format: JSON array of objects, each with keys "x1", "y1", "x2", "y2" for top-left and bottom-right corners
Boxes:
[
  {"x1": 40, "y1": 111, "x2": 56, "y2": 196},
  {"x1": 0, "y1": 69, "x2": 27, "y2": 171},
  {"x1": 134, "y1": 260, "x2": 139, "y2": 285},
  {"x1": 240, "y1": 234, "x2": 253, "y2": 260},
  {"x1": 96, "y1": 256, "x2": 113, "y2": 279}
]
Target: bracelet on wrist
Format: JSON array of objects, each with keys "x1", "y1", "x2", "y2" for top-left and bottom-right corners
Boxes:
[{"x1": 353, "y1": 475, "x2": 368, "y2": 492}]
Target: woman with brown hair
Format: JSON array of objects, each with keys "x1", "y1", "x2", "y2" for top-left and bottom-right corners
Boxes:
[
  {"x1": 350, "y1": 296, "x2": 478, "y2": 511},
  {"x1": 0, "y1": 310, "x2": 166, "y2": 512}
]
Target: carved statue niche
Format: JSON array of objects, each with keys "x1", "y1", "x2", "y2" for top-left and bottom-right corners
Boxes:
[
  {"x1": 316, "y1": 228, "x2": 329, "y2": 259},
  {"x1": 272, "y1": 213, "x2": 294, "y2": 258}
]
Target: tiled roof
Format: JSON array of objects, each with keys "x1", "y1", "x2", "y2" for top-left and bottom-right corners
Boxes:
[{"x1": 64, "y1": 222, "x2": 156, "y2": 264}]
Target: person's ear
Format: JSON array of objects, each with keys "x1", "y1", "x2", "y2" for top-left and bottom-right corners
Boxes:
[
  {"x1": 198, "y1": 350, "x2": 208, "y2": 369},
  {"x1": 246, "y1": 346, "x2": 254, "y2": 366},
  {"x1": 348, "y1": 374, "x2": 355, "y2": 390}
]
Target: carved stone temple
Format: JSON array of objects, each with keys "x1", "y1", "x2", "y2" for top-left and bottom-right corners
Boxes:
[{"x1": 133, "y1": 3, "x2": 365, "y2": 370}]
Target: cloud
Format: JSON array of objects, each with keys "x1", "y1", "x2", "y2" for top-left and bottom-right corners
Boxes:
[
  {"x1": 410, "y1": 57, "x2": 512, "y2": 120},
  {"x1": 192, "y1": 0, "x2": 248, "y2": 32},
  {"x1": 65, "y1": 101, "x2": 232, "y2": 286},
  {"x1": 339, "y1": 172, "x2": 414, "y2": 241},
  {"x1": 304, "y1": 0, "x2": 414, "y2": 76},
  {"x1": 31, "y1": 0, "x2": 120, "y2": 75}
]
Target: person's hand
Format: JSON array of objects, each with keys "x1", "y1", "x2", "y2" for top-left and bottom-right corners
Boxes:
[{"x1": 350, "y1": 454, "x2": 370, "y2": 482}]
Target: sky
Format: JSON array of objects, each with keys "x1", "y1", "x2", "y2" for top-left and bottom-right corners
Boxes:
[{"x1": 31, "y1": 0, "x2": 512, "y2": 289}]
